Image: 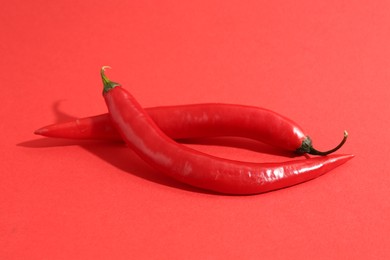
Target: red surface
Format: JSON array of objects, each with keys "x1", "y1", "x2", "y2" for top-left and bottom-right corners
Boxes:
[{"x1": 1, "y1": 0, "x2": 389, "y2": 258}]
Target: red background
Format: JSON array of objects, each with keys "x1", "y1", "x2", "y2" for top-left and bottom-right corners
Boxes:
[{"x1": 1, "y1": 0, "x2": 389, "y2": 259}]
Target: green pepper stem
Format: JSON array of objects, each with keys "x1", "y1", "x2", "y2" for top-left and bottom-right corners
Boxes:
[
  {"x1": 101, "y1": 66, "x2": 120, "y2": 93},
  {"x1": 308, "y1": 131, "x2": 349, "y2": 156}
]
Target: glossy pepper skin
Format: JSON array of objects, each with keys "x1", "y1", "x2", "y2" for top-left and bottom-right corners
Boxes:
[
  {"x1": 101, "y1": 67, "x2": 353, "y2": 195},
  {"x1": 35, "y1": 104, "x2": 347, "y2": 155}
]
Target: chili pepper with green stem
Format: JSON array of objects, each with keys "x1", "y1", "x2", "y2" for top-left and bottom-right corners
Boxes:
[
  {"x1": 101, "y1": 67, "x2": 353, "y2": 195},
  {"x1": 35, "y1": 105, "x2": 347, "y2": 156}
]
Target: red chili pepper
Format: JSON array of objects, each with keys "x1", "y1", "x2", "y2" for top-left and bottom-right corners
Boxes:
[
  {"x1": 101, "y1": 67, "x2": 353, "y2": 194},
  {"x1": 35, "y1": 105, "x2": 347, "y2": 155}
]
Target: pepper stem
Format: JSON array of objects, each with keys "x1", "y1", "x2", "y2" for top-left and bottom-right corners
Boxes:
[
  {"x1": 298, "y1": 131, "x2": 349, "y2": 156},
  {"x1": 101, "y1": 66, "x2": 120, "y2": 93}
]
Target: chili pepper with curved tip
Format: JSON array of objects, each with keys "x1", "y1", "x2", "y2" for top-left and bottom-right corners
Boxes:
[
  {"x1": 101, "y1": 67, "x2": 353, "y2": 194},
  {"x1": 35, "y1": 105, "x2": 347, "y2": 156}
]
